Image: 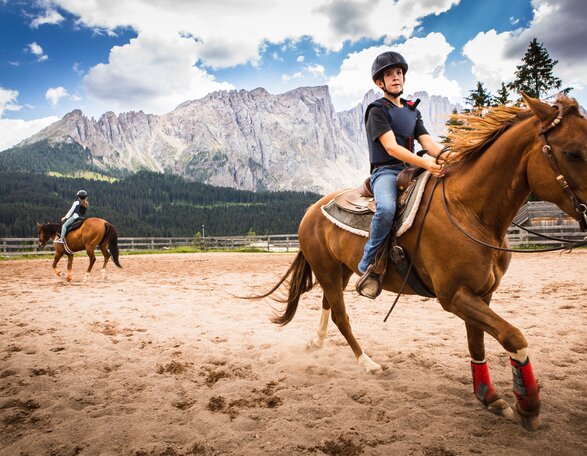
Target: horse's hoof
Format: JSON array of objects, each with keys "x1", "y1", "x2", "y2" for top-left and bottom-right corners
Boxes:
[
  {"x1": 487, "y1": 398, "x2": 514, "y2": 420},
  {"x1": 514, "y1": 404, "x2": 541, "y2": 431},
  {"x1": 358, "y1": 353, "x2": 383, "y2": 374},
  {"x1": 306, "y1": 337, "x2": 324, "y2": 350}
]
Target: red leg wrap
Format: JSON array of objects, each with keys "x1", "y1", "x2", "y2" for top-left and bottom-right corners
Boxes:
[
  {"x1": 471, "y1": 360, "x2": 498, "y2": 405},
  {"x1": 511, "y1": 357, "x2": 541, "y2": 413}
]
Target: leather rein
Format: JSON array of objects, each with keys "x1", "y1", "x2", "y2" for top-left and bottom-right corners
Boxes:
[{"x1": 440, "y1": 103, "x2": 587, "y2": 253}]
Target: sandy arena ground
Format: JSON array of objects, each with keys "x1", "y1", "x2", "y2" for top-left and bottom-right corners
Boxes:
[{"x1": 0, "y1": 251, "x2": 586, "y2": 456}]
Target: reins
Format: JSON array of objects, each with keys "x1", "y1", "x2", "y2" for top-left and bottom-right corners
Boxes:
[
  {"x1": 384, "y1": 177, "x2": 440, "y2": 322},
  {"x1": 440, "y1": 102, "x2": 587, "y2": 253},
  {"x1": 384, "y1": 104, "x2": 587, "y2": 320},
  {"x1": 441, "y1": 178, "x2": 587, "y2": 253}
]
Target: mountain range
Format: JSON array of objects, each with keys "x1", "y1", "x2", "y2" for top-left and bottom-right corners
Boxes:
[{"x1": 4, "y1": 86, "x2": 457, "y2": 194}]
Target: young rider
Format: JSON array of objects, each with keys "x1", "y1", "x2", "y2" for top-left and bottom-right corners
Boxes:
[
  {"x1": 356, "y1": 51, "x2": 447, "y2": 299},
  {"x1": 56, "y1": 190, "x2": 88, "y2": 244}
]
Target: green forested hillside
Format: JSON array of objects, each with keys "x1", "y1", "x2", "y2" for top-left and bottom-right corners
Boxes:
[
  {"x1": 0, "y1": 171, "x2": 320, "y2": 237},
  {"x1": 0, "y1": 139, "x2": 124, "y2": 177}
]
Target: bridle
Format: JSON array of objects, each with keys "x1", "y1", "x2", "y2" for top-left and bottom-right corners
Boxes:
[
  {"x1": 384, "y1": 103, "x2": 586, "y2": 322},
  {"x1": 539, "y1": 103, "x2": 587, "y2": 231},
  {"x1": 440, "y1": 102, "x2": 587, "y2": 254}
]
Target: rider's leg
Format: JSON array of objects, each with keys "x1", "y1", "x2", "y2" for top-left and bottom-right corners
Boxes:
[
  {"x1": 58, "y1": 217, "x2": 75, "y2": 243},
  {"x1": 356, "y1": 166, "x2": 401, "y2": 298}
]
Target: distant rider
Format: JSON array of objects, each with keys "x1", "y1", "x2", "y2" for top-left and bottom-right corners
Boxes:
[{"x1": 56, "y1": 190, "x2": 88, "y2": 244}]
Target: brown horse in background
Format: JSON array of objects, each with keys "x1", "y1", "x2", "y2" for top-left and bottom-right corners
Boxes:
[
  {"x1": 37, "y1": 218, "x2": 121, "y2": 283},
  {"x1": 258, "y1": 94, "x2": 587, "y2": 430}
]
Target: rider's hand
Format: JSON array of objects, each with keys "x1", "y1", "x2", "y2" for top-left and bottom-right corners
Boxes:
[
  {"x1": 423, "y1": 157, "x2": 445, "y2": 177},
  {"x1": 61, "y1": 217, "x2": 66, "y2": 222}
]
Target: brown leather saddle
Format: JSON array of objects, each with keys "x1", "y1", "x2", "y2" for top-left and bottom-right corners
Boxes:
[{"x1": 332, "y1": 166, "x2": 426, "y2": 215}]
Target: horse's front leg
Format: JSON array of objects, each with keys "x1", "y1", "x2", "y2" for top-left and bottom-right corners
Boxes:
[
  {"x1": 52, "y1": 250, "x2": 64, "y2": 278},
  {"x1": 83, "y1": 247, "x2": 96, "y2": 283},
  {"x1": 446, "y1": 288, "x2": 541, "y2": 430},
  {"x1": 466, "y1": 322, "x2": 513, "y2": 419},
  {"x1": 66, "y1": 254, "x2": 74, "y2": 282}
]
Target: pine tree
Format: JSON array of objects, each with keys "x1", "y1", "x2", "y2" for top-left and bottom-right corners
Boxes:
[
  {"x1": 440, "y1": 109, "x2": 468, "y2": 145},
  {"x1": 464, "y1": 81, "x2": 492, "y2": 109},
  {"x1": 492, "y1": 82, "x2": 510, "y2": 106},
  {"x1": 508, "y1": 38, "x2": 562, "y2": 99}
]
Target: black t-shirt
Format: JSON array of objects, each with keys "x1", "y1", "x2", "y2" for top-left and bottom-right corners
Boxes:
[{"x1": 366, "y1": 102, "x2": 429, "y2": 168}]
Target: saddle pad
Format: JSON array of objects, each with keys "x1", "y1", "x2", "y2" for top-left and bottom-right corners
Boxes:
[{"x1": 321, "y1": 171, "x2": 431, "y2": 238}]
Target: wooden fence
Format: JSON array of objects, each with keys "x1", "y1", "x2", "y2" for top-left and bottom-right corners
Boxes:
[
  {"x1": 2, "y1": 225, "x2": 585, "y2": 257},
  {"x1": 0, "y1": 234, "x2": 300, "y2": 257}
]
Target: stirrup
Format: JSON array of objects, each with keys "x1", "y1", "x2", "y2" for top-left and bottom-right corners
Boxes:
[{"x1": 355, "y1": 265, "x2": 382, "y2": 299}]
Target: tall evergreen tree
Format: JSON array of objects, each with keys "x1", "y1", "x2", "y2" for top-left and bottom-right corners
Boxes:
[
  {"x1": 492, "y1": 82, "x2": 510, "y2": 106},
  {"x1": 464, "y1": 81, "x2": 492, "y2": 109},
  {"x1": 508, "y1": 38, "x2": 562, "y2": 99}
]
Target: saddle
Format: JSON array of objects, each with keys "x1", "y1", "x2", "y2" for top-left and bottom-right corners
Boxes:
[
  {"x1": 64, "y1": 218, "x2": 85, "y2": 236},
  {"x1": 332, "y1": 165, "x2": 427, "y2": 219},
  {"x1": 321, "y1": 167, "x2": 435, "y2": 297}
]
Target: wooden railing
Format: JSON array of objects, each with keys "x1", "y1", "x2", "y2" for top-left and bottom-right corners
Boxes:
[{"x1": 0, "y1": 234, "x2": 300, "y2": 257}]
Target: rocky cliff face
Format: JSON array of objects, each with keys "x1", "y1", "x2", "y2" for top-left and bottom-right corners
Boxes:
[{"x1": 19, "y1": 86, "x2": 456, "y2": 193}]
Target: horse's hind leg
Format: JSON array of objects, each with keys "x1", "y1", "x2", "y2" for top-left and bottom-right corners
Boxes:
[
  {"x1": 83, "y1": 246, "x2": 97, "y2": 283},
  {"x1": 307, "y1": 266, "x2": 353, "y2": 350},
  {"x1": 99, "y1": 242, "x2": 111, "y2": 281},
  {"x1": 466, "y1": 322, "x2": 513, "y2": 419},
  {"x1": 313, "y1": 263, "x2": 382, "y2": 374}
]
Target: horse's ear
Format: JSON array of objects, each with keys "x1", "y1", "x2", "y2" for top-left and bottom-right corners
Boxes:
[{"x1": 521, "y1": 92, "x2": 558, "y2": 122}]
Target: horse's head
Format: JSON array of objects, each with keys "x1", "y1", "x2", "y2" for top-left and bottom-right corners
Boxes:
[
  {"x1": 37, "y1": 222, "x2": 59, "y2": 248},
  {"x1": 524, "y1": 93, "x2": 587, "y2": 230}
]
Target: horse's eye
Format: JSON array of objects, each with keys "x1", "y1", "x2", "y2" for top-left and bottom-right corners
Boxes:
[{"x1": 563, "y1": 150, "x2": 583, "y2": 161}]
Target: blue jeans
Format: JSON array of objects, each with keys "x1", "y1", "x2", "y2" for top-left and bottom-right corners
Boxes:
[
  {"x1": 358, "y1": 165, "x2": 402, "y2": 274},
  {"x1": 60, "y1": 216, "x2": 77, "y2": 240}
]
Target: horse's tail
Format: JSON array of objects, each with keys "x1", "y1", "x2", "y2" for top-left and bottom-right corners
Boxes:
[
  {"x1": 103, "y1": 222, "x2": 122, "y2": 268},
  {"x1": 249, "y1": 251, "x2": 315, "y2": 326}
]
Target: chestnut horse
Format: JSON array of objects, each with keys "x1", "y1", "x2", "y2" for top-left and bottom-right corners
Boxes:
[
  {"x1": 259, "y1": 94, "x2": 586, "y2": 430},
  {"x1": 37, "y1": 218, "x2": 121, "y2": 282}
]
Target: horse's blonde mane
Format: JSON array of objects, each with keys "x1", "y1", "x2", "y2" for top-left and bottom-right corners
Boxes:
[
  {"x1": 446, "y1": 105, "x2": 527, "y2": 164},
  {"x1": 446, "y1": 95, "x2": 580, "y2": 165}
]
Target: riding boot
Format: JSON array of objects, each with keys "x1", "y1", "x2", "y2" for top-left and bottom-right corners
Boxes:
[{"x1": 355, "y1": 264, "x2": 383, "y2": 299}]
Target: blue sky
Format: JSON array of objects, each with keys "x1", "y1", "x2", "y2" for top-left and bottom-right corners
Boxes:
[{"x1": 1, "y1": 0, "x2": 585, "y2": 150}]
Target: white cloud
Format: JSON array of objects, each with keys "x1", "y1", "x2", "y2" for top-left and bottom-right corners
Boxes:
[
  {"x1": 31, "y1": 8, "x2": 65, "y2": 28},
  {"x1": 83, "y1": 33, "x2": 234, "y2": 114},
  {"x1": 296, "y1": 55, "x2": 305, "y2": 63},
  {"x1": 0, "y1": 117, "x2": 60, "y2": 151},
  {"x1": 281, "y1": 71, "x2": 303, "y2": 83},
  {"x1": 462, "y1": 30, "x2": 518, "y2": 93},
  {"x1": 328, "y1": 33, "x2": 462, "y2": 111},
  {"x1": 51, "y1": 0, "x2": 459, "y2": 67},
  {"x1": 463, "y1": 0, "x2": 587, "y2": 104},
  {"x1": 45, "y1": 86, "x2": 69, "y2": 106},
  {"x1": 0, "y1": 87, "x2": 22, "y2": 116},
  {"x1": 28, "y1": 42, "x2": 48, "y2": 61},
  {"x1": 0, "y1": 87, "x2": 58, "y2": 151},
  {"x1": 306, "y1": 64, "x2": 325, "y2": 78}
]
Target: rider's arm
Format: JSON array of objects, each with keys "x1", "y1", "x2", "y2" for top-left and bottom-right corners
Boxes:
[
  {"x1": 63, "y1": 201, "x2": 78, "y2": 220},
  {"x1": 417, "y1": 134, "x2": 444, "y2": 158},
  {"x1": 379, "y1": 131, "x2": 445, "y2": 177}
]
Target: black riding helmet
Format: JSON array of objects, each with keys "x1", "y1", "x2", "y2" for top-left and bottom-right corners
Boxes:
[
  {"x1": 77, "y1": 190, "x2": 88, "y2": 199},
  {"x1": 371, "y1": 51, "x2": 408, "y2": 82}
]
